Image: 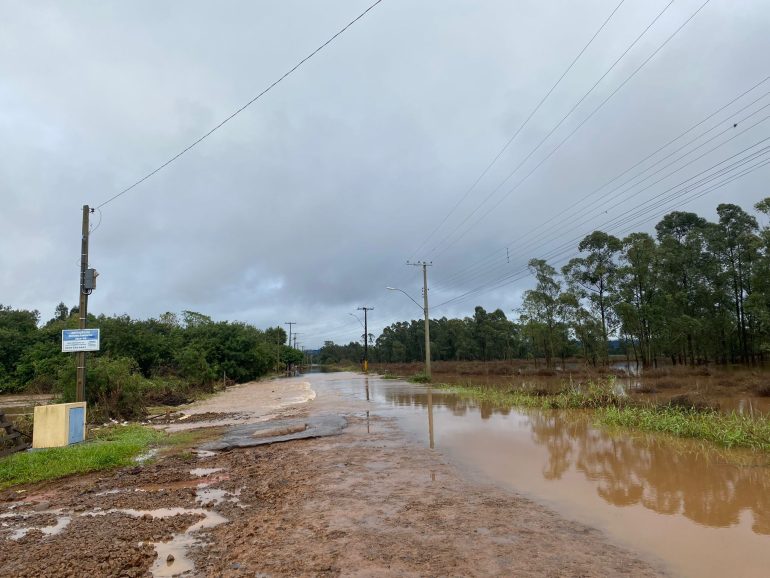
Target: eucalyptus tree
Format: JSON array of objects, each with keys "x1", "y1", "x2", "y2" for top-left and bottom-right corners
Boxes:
[
  {"x1": 519, "y1": 259, "x2": 567, "y2": 367},
  {"x1": 561, "y1": 231, "x2": 622, "y2": 365},
  {"x1": 655, "y1": 212, "x2": 708, "y2": 365},
  {"x1": 748, "y1": 198, "x2": 770, "y2": 357},
  {"x1": 615, "y1": 232, "x2": 661, "y2": 368},
  {"x1": 714, "y1": 203, "x2": 760, "y2": 363}
]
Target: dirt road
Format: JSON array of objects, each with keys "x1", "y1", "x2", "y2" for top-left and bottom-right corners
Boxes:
[{"x1": 0, "y1": 374, "x2": 664, "y2": 577}]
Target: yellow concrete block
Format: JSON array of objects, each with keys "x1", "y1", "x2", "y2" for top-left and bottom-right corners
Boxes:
[{"x1": 32, "y1": 402, "x2": 87, "y2": 448}]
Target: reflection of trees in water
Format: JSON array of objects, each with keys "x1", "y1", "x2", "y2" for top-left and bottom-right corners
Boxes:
[
  {"x1": 526, "y1": 410, "x2": 770, "y2": 533},
  {"x1": 383, "y1": 389, "x2": 770, "y2": 533},
  {"x1": 385, "y1": 391, "x2": 511, "y2": 419}
]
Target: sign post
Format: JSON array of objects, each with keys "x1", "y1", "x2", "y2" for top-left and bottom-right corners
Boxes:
[{"x1": 62, "y1": 329, "x2": 101, "y2": 353}]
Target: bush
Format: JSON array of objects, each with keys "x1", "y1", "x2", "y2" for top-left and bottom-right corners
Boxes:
[
  {"x1": 410, "y1": 372, "x2": 432, "y2": 383},
  {"x1": 143, "y1": 377, "x2": 192, "y2": 406},
  {"x1": 57, "y1": 356, "x2": 149, "y2": 421}
]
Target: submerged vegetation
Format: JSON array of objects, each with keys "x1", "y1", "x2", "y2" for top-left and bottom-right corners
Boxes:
[
  {"x1": 599, "y1": 406, "x2": 770, "y2": 452},
  {"x1": 439, "y1": 379, "x2": 770, "y2": 452},
  {"x1": 442, "y1": 380, "x2": 625, "y2": 410}
]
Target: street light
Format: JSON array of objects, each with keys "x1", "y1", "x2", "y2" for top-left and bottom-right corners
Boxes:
[
  {"x1": 386, "y1": 285, "x2": 431, "y2": 379},
  {"x1": 349, "y1": 311, "x2": 369, "y2": 372},
  {"x1": 349, "y1": 312, "x2": 365, "y2": 329}
]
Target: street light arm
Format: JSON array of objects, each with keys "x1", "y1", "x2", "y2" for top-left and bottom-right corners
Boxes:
[
  {"x1": 386, "y1": 287, "x2": 423, "y2": 312},
  {"x1": 348, "y1": 312, "x2": 365, "y2": 330}
]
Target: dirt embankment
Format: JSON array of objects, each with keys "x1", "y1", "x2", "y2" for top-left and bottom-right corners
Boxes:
[{"x1": 0, "y1": 414, "x2": 664, "y2": 577}]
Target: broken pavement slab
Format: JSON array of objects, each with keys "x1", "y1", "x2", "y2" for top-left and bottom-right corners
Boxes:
[{"x1": 200, "y1": 415, "x2": 347, "y2": 451}]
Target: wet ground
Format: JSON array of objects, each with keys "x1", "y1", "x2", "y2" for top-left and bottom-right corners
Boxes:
[{"x1": 2, "y1": 373, "x2": 769, "y2": 576}]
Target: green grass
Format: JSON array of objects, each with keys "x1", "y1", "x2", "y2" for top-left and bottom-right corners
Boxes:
[
  {"x1": 440, "y1": 381, "x2": 624, "y2": 410},
  {"x1": 598, "y1": 406, "x2": 770, "y2": 451},
  {"x1": 439, "y1": 381, "x2": 770, "y2": 451},
  {"x1": 0, "y1": 425, "x2": 164, "y2": 490},
  {"x1": 409, "y1": 372, "x2": 432, "y2": 384}
]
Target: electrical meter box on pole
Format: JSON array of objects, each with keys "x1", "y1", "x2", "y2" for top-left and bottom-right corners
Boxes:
[{"x1": 84, "y1": 268, "x2": 98, "y2": 291}]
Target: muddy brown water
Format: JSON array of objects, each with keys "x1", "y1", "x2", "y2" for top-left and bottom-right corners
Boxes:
[{"x1": 306, "y1": 372, "x2": 770, "y2": 578}]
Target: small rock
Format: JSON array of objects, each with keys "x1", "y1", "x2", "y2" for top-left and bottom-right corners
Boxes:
[
  {"x1": 32, "y1": 501, "x2": 50, "y2": 511},
  {"x1": 167, "y1": 554, "x2": 175, "y2": 563},
  {"x1": 230, "y1": 562, "x2": 241, "y2": 570}
]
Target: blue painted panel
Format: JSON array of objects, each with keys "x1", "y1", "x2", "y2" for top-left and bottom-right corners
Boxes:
[{"x1": 68, "y1": 407, "x2": 85, "y2": 444}]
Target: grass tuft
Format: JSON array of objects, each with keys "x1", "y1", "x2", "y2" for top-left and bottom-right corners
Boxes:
[{"x1": 409, "y1": 372, "x2": 432, "y2": 384}]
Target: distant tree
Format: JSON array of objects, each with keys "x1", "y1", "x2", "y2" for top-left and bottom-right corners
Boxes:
[{"x1": 54, "y1": 302, "x2": 69, "y2": 322}]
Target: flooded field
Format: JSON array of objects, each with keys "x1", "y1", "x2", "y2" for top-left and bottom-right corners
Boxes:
[
  {"x1": 314, "y1": 372, "x2": 770, "y2": 578},
  {"x1": 372, "y1": 361, "x2": 770, "y2": 416},
  {"x1": 0, "y1": 394, "x2": 54, "y2": 420}
]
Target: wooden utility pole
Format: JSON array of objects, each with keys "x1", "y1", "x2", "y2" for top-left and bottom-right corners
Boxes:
[
  {"x1": 357, "y1": 306, "x2": 373, "y2": 372},
  {"x1": 76, "y1": 205, "x2": 91, "y2": 402}
]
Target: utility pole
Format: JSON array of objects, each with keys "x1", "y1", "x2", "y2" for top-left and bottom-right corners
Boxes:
[
  {"x1": 284, "y1": 322, "x2": 296, "y2": 349},
  {"x1": 408, "y1": 261, "x2": 432, "y2": 379},
  {"x1": 275, "y1": 330, "x2": 281, "y2": 373},
  {"x1": 293, "y1": 333, "x2": 301, "y2": 350},
  {"x1": 76, "y1": 205, "x2": 92, "y2": 403},
  {"x1": 357, "y1": 306, "x2": 373, "y2": 372}
]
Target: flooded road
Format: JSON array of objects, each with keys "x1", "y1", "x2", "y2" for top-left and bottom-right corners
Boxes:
[{"x1": 306, "y1": 372, "x2": 770, "y2": 578}]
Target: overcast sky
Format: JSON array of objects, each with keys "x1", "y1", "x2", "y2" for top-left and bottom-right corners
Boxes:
[{"x1": 2, "y1": 0, "x2": 769, "y2": 348}]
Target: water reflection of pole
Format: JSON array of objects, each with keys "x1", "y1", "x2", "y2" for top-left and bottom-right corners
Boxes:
[
  {"x1": 365, "y1": 377, "x2": 370, "y2": 433},
  {"x1": 427, "y1": 388, "x2": 434, "y2": 449}
]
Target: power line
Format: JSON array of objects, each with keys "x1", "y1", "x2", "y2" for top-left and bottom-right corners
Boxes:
[
  {"x1": 408, "y1": 0, "x2": 628, "y2": 261},
  {"x1": 425, "y1": 0, "x2": 679, "y2": 258},
  {"x1": 95, "y1": 0, "x2": 385, "y2": 210},
  {"x1": 430, "y1": 0, "x2": 713, "y2": 260},
  {"x1": 432, "y1": 78, "x2": 770, "y2": 291},
  {"x1": 434, "y1": 93, "x2": 770, "y2": 293},
  {"x1": 431, "y1": 139, "x2": 770, "y2": 309}
]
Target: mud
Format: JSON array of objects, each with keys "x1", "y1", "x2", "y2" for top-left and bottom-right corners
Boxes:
[
  {"x1": 160, "y1": 378, "x2": 316, "y2": 432},
  {"x1": 0, "y1": 412, "x2": 663, "y2": 577},
  {"x1": 147, "y1": 411, "x2": 248, "y2": 425}
]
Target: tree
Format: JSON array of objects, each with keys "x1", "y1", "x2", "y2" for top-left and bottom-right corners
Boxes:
[
  {"x1": 562, "y1": 231, "x2": 622, "y2": 364},
  {"x1": 615, "y1": 232, "x2": 661, "y2": 368},
  {"x1": 519, "y1": 259, "x2": 565, "y2": 367},
  {"x1": 715, "y1": 203, "x2": 760, "y2": 363},
  {"x1": 54, "y1": 302, "x2": 69, "y2": 322}
]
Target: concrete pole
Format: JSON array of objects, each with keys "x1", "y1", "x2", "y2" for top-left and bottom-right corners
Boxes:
[{"x1": 422, "y1": 262, "x2": 431, "y2": 379}]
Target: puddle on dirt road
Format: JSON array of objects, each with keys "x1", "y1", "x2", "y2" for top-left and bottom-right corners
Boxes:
[
  {"x1": 305, "y1": 372, "x2": 770, "y2": 578},
  {"x1": 83, "y1": 506, "x2": 229, "y2": 577},
  {"x1": 139, "y1": 507, "x2": 228, "y2": 578},
  {"x1": 1, "y1": 510, "x2": 72, "y2": 540},
  {"x1": 190, "y1": 467, "x2": 223, "y2": 477}
]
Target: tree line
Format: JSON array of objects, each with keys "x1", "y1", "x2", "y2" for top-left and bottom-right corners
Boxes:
[
  {"x1": 0, "y1": 306, "x2": 302, "y2": 416},
  {"x1": 324, "y1": 200, "x2": 770, "y2": 369}
]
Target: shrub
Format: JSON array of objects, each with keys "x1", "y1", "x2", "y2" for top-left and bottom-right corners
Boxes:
[{"x1": 57, "y1": 356, "x2": 149, "y2": 421}]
